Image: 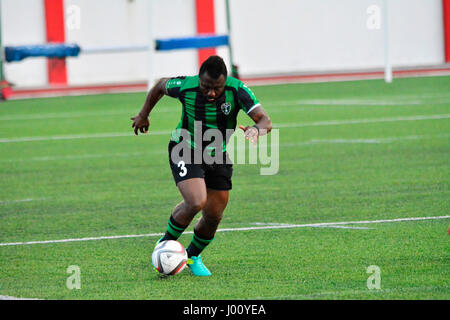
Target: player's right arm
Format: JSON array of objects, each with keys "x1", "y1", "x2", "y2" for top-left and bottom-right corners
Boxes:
[{"x1": 131, "y1": 78, "x2": 169, "y2": 135}]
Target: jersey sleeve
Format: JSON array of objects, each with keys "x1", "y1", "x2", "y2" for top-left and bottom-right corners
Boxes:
[
  {"x1": 237, "y1": 82, "x2": 261, "y2": 114},
  {"x1": 165, "y1": 77, "x2": 186, "y2": 99}
]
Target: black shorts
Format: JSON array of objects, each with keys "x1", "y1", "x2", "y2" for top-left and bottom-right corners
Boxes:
[{"x1": 168, "y1": 141, "x2": 233, "y2": 191}]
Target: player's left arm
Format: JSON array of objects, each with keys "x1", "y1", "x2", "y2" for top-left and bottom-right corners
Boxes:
[{"x1": 239, "y1": 106, "x2": 272, "y2": 144}]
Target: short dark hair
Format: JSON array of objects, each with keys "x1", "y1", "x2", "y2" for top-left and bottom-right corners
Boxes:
[{"x1": 199, "y1": 55, "x2": 227, "y2": 79}]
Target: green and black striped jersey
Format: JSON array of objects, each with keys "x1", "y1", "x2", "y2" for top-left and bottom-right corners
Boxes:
[{"x1": 165, "y1": 75, "x2": 260, "y2": 153}]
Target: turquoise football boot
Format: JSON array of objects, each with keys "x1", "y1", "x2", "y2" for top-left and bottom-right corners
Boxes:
[
  {"x1": 187, "y1": 255, "x2": 212, "y2": 276},
  {"x1": 156, "y1": 236, "x2": 164, "y2": 245}
]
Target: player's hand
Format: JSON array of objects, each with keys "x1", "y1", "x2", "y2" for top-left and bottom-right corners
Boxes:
[
  {"x1": 131, "y1": 113, "x2": 150, "y2": 135},
  {"x1": 239, "y1": 125, "x2": 259, "y2": 145}
]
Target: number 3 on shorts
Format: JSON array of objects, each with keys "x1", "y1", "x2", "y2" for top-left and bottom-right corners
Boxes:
[{"x1": 177, "y1": 160, "x2": 187, "y2": 177}]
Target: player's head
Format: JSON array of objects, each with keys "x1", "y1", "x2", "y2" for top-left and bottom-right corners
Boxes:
[{"x1": 199, "y1": 56, "x2": 227, "y2": 102}]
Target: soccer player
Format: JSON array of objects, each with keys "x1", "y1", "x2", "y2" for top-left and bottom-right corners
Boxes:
[{"x1": 131, "y1": 56, "x2": 272, "y2": 276}]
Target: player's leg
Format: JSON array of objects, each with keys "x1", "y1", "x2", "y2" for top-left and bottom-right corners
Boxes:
[
  {"x1": 185, "y1": 188, "x2": 229, "y2": 276},
  {"x1": 184, "y1": 162, "x2": 232, "y2": 253},
  {"x1": 160, "y1": 141, "x2": 208, "y2": 243},
  {"x1": 186, "y1": 189, "x2": 229, "y2": 257},
  {"x1": 159, "y1": 178, "x2": 207, "y2": 242}
]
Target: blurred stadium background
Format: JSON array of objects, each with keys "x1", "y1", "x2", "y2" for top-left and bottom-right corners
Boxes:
[{"x1": 1, "y1": 0, "x2": 450, "y2": 98}]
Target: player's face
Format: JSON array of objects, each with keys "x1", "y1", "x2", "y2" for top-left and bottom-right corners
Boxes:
[{"x1": 199, "y1": 72, "x2": 226, "y2": 102}]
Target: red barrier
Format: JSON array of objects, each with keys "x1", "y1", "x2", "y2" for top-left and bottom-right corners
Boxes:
[
  {"x1": 195, "y1": 0, "x2": 217, "y2": 67},
  {"x1": 444, "y1": 0, "x2": 450, "y2": 62},
  {"x1": 44, "y1": 0, "x2": 67, "y2": 85}
]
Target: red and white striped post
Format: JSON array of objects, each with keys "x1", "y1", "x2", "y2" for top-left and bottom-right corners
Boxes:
[
  {"x1": 44, "y1": 0, "x2": 68, "y2": 86},
  {"x1": 443, "y1": 0, "x2": 450, "y2": 62},
  {"x1": 195, "y1": 0, "x2": 217, "y2": 68}
]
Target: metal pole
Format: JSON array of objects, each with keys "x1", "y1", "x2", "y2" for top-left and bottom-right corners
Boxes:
[
  {"x1": 0, "y1": 0, "x2": 5, "y2": 82},
  {"x1": 383, "y1": 0, "x2": 392, "y2": 83},
  {"x1": 225, "y1": 0, "x2": 238, "y2": 78},
  {"x1": 147, "y1": 0, "x2": 155, "y2": 91}
]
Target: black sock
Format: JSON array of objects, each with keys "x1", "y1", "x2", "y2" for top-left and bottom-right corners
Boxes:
[
  {"x1": 186, "y1": 231, "x2": 214, "y2": 258},
  {"x1": 161, "y1": 216, "x2": 187, "y2": 242}
]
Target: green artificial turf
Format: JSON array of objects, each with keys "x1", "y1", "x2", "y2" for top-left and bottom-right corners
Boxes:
[{"x1": 0, "y1": 76, "x2": 449, "y2": 299}]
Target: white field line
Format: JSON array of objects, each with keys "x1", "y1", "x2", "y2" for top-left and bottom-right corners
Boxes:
[
  {"x1": 0, "y1": 110, "x2": 138, "y2": 121},
  {"x1": 0, "y1": 232, "x2": 166, "y2": 247},
  {"x1": 0, "y1": 130, "x2": 171, "y2": 143},
  {"x1": 2, "y1": 100, "x2": 446, "y2": 121},
  {"x1": 249, "y1": 222, "x2": 372, "y2": 230},
  {"x1": 272, "y1": 92, "x2": 450, "y2": 105},
  {"x1": 278, "y1": 133, "x2": 450, "y2": 147},
  {"x1": 0, "y1": 107, "x2": 181, "y2": 121},
  {"x1": 274, "y1": 96, "x2": 450, "y2": 107},
  {"x1": 1, "y1": 114, "x2": 449, "y2": 144},
  {"x1": 276, "y1": 99, "x2": 428, "y2": 106},
  {"x1": 0, "y1": 100, "x2": 434, "y2": 121},
  {"x1": 0, "y1": 99, "x2": 441, "y2": 121},
  {"x1": 2, "y1": 94, "x2": 450, "y2": 121},
  {"x1": 1, "y1": 134, "x2": 447, "y2": 164},
  {"x1": 311, "y1": 225, "x2": 373, "y2": 230},
  {"x1": 0, "y1": 215, "x2": 448, "y2": 247},
  {"x1": 274, "y1": 114, "x2": 450, "y2": 128},
  {"x1": 0, "y1": 198, "x2": 46, "y2": 205},
  {"x1": 0, "y1": 151, "x2": 166, "y2": 163},
  {"x1": 0, "y1": 295, "x2": 41, "y2": 300},
  {"x1": 0, "y1": 99, "x2": 447, "y2": 121}
]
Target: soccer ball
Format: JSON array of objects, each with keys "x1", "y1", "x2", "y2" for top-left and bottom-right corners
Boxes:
[{"x1": 152, "y1": 240, "x2": 188, "y2": 276}]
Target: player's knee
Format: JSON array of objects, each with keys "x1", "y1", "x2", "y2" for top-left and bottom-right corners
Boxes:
[
  {"x1": 204, "y1": 211, "x2": 223, "y2": 227},
  {"x1": 185, "y1": 197, "x2": 207, "y2": 214}
]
